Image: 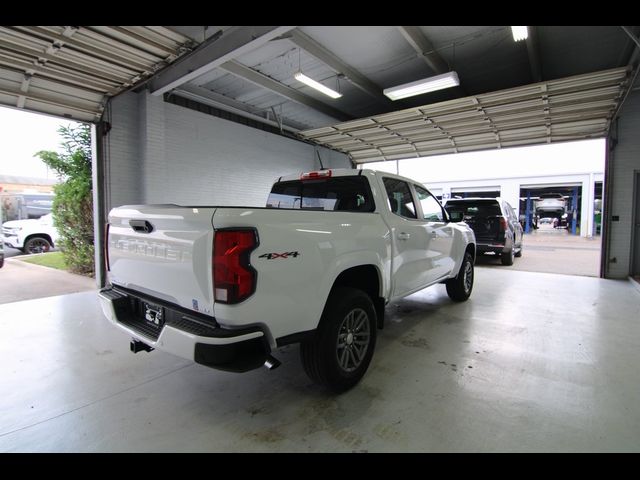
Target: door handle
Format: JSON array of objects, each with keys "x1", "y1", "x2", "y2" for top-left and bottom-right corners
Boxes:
[
  {"x1": 398, "y1": 232, "x2": 411, "y2": 240},
  {"x1": 129, "y1": 219, "x2": 154, "y2": 233}
]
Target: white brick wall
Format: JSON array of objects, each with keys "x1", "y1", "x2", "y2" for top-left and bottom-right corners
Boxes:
[
  {"x1": 607, "y1": 91, "x2": 640, "y2": 278},
  {"x1": 138, "y1": 93, "x2": 167, "y2": 202},
  {"x1": 105, "y1": 91, "x2": 350, "y2": 210},
  {"x1": 105, "y1": 92, "x2": 142, "y2": 209}
]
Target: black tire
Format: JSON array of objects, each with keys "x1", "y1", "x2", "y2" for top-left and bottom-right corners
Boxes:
[
  {"x1": 23, "y1": 236, "x2": 52, "y2": 254},
  {"x1": 300, "y1": 287, "x2": 377, "y2": 393},
  {"x1": 515, "y1": 243, "x2": 523, "y2": 258},
  {"x1": 0, "y1": 256, "x2": 4, "y2": 269},
  {"x1": 501, "y1": 245, "x2": 514, "y2": 265},
  {"x1": 446, "y1": 252, "x2": 474, "y2": 302}
]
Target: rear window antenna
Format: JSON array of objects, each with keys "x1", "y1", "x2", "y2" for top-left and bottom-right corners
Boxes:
[{"x1": 315, "y1": 149, "x2": 326, "y2": 170}]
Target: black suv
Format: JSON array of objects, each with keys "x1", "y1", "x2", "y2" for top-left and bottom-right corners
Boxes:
[{"x1": 445, "y1": 197, "x2": 523, "y2": 266}]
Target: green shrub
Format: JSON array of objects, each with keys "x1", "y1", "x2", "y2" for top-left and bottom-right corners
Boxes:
[{"x1": 36, "y1": 124, "x2": 94, "y2": 276}]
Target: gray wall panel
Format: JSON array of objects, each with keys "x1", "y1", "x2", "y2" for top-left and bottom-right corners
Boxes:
[
  {"x1": 105, "y1": 91, "x2": 350, "y2": 210},
  {"x1": 607, "y1": 91, "x2": 640, "y2": 278}
]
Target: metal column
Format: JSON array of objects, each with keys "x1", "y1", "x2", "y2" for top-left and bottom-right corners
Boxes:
[
  {"x1": 571, "y1": 187, "x2": 578, "y2": 235},
  {"x1": 525, "y1": 190, "x2": 531, "y2": 233},
  {"x1": 92, "y1": 117, "x2": 110, "y2": 288}
]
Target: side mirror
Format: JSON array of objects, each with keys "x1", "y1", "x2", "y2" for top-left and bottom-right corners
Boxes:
[{"x1": 448, "y1": 211, "x2": 463, "y2": 222}]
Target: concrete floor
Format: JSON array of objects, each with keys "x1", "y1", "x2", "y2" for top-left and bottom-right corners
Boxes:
[
  {"x1": 1, "y1": 268, "x2": 639, "y2": 452},
  {"x1": 477, "y1": 228, "x2": 601, "y2": 277}
]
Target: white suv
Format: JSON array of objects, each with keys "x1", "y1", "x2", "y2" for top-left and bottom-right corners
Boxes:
[
  {"x1": 535, "y1": 193, "x2": 566, "y2": 215},
  {"x1": 1, "y1": 213, "x2": 59, "y2": 254}
]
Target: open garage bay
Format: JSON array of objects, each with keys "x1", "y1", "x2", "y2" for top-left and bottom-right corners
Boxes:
[{"x1": 476, "y1": 229, "x2": 602, "y2": 277}]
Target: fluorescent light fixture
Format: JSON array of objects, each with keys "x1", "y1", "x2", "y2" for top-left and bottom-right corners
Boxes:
[
  {"x1": 383, "y1": 71, "x2": 460, "y2": 100},
  {"x1": 294, "y1": 72, "x2": 342, "y2": 99},
  {"x1": 511, "y1": 26, "x2": 528, "y2": 42}
]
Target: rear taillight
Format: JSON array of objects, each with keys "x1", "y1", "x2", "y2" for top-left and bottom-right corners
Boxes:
[
  {"x1": 213, "y1": 229, "x2": 258, "y2": 304},
  {"x1": 104, "y1": 223, "x2": 110, "y2": 271},
  {"x1": 499, "y1": 217, "x2": 508, "y2": 232}
]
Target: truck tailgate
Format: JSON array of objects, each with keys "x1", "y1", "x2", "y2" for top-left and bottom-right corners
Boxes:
[
  {"x1": 463, "y1": 216, "x2": 503, "y2": 242},
  {"x1": 107, "y1": 205, "x2": 217, "y2": 316}
]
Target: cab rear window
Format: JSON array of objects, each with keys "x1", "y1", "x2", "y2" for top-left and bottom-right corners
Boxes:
[
  {"x1": 445, "y1": 200, "x2": 501, "y2": 218},
  {"x1": 267, "y1": 176, "x2": 375, "y2": 212}
]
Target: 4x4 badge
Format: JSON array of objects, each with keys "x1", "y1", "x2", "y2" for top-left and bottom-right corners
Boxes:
[{"x1": 259, "y1": 251, "x2": 300, "y2": 260}]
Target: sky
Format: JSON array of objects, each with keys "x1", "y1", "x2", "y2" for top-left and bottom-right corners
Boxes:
[{"x1": 0, "y1": 106, "x2": 80, "y2": 179}]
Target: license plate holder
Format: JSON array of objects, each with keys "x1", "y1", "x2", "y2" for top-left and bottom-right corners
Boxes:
[{"x1": 142, "y1": 301, "x2": 165, "y2": 331}]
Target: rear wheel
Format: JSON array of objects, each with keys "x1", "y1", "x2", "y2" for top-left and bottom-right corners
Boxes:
[
  {"x1": 23, "y1": 236, "x2": 52, "y2": 254},
  {"x1": 501, "y1": 245, "x2": 515, "y2": 265},
  {"x1": 300, "y1": 287, "x2": 377, "y2": 393},
  {"x1": 515, "y1": 243, "x2": 523, "y2": 257},
  {"x1": 446, "y1": 252, "x2": 474, "y2": 302}
]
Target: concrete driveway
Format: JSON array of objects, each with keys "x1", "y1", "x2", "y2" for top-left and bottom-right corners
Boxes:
[
  {"x1": 0, "y1": 257, "x2": 96, "y2": 304},
  {"x1": 3, "y1": 245, "x2": 26, "y2": 259},
  {"x1": 475, "y1": 229, "x2": 602, "y2": 277}
]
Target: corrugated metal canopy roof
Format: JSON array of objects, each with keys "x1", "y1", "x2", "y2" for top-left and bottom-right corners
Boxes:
[
  {"x1": 297, "y1": 67, "x2": 629, "y2": 163},
  {"x1": 0, "y1": 26, "x2": 193, "y2": 122},
  {"x1": 163, "y1": 26, "x2": 636, "y2": 136},
  {"x1": 1, "y1": 25, "x2": 636, "y2": 155}
]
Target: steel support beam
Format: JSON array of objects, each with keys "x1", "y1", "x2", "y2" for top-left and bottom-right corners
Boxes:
[
  {"x1": 622, "y1": 25, "x2": 640, "y2": 50},
  {"x1": 219, "y1": 60, "x2": 352, "y2": 122},
  {"x1": 149, "y1": 26, "x2": 297, "y2": 96},
  {"x1": 397, "y1": 26, "x2": 449, "y2": 74},
  {"x1": 287, "y1": 29, "x2": 394, "y2": 108},
  {"x1": 172, "y1": 84, "x2": 300, "y2": 133}
]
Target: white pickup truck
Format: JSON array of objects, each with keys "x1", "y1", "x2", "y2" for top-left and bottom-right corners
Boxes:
[
  {"x1": 99, "y1": 169, "x2": 476, "y2": 391},
  {"x1": 1, "y1": 213, "x2": 59, "y2": 254}
]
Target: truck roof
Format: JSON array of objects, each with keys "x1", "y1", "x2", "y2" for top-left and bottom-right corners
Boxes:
[
  {"x1": 445, "y1": 197, "x2": 504, "y2": 203},
  {"x1": 276, "y1": 168, "x2": 421, "y2": 186}
]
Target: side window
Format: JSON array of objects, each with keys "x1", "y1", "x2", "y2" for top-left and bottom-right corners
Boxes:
[
  {"x1": 504, "y1": 202, "x2": 515, "y2": 220},
  {"x1": 415, "y1": 185, "x2": 444, "y2": 222},
  {"x1": 382, "y1": 178, "x2": 417, "y2": 219}
]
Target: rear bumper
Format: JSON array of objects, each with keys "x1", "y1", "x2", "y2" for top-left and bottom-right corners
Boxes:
[
  {"x1": 98, "y1": 286, "x2": 271, "y2": 372},
  {"x1": 536, "y1": 207, "x2": 564, "y2": 212},
  {"x1": 476, "y1": 239, "x2": 510, "y2": 255}
]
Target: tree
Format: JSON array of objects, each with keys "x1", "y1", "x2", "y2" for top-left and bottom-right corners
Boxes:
[{"x1": 36, "y1": 124, "x2": 94, "y2": 276}]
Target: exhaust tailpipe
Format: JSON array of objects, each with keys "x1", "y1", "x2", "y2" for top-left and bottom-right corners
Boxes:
[{"x1": 264, "y1": 355, "x2": 281, "y2": 370}]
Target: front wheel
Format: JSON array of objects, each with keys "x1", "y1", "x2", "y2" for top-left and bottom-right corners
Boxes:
[
  {"x1": 23, "y1": 236, "x2": 52, "y2": 254},
  {"x1": 300, "y1": 287, "x2": 377, "y2": 393},
  {"x1": 446, "y1": 252, "x2": 474, "y2": 302}
]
